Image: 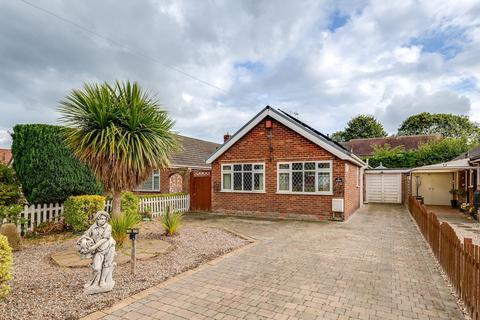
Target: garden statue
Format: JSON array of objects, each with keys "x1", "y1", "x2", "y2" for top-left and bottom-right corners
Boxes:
[{"x1": 76, "y1": 210, "x2": 116, "y2": 295}]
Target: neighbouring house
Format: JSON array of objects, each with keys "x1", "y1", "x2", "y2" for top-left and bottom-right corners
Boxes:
[
  {"x1": 0, "y1": 148, "x2": 12, "y2": 166},
  {"x1": 206, "y1": 106, "x2": 367, "y2": 221},
  {"x1": 133, "y1": 135, "x2": 220, "y2": 195},
  {"x1": 341, "y1": 134, "x2": 441, "y2": 159}
]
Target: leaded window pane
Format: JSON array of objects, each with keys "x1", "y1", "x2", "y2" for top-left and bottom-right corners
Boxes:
[
  {"x1": 318, "y1": 162, "x2": 330, "y2": 169},
  {"x1": 233, "y1": 164, "x2": 242, "y2": 171},
  {"x1": 243, "y1": 164, "x2": 252, "y2": 171},
  {"x1": 279, "y1": 173, "x2": 289, "y2": 191},
  {"x1": 244, "y1": 173, "x2": 253, "y2": 191},
  {"x1": 305, "y1": 162, "x2": 315, "y2": 170},
  {"x1": 254, "y1": 173, "x2": 263, "y2": 190},
  {"x1": 233, "y1": 172, "x2": 242, "y2": 190},
  {"x1": 318, "y1": 172, "x2": 330, "y2": 192},
  {"x1": 254, "y1": 164, "x2": 263, "y2": 170},
  {"x1": 292, "y1": 163, "x2": 303, "y2": 170},
  {"x1": 292, "y1": 172, "x2": 303, "y2": 192},
  {"x1": 304, "y1": 171, "x2": 315, "y2": 192},
  {"x1": 223, "y1": 173, "x2": 232, "y2": 190}
]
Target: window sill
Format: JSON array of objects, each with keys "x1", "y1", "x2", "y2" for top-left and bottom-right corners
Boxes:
[
  {"x1": 133, "y1": 190, "x2": 161, "y2": 192},
  {"x1": 220, "y1": 190, "x2": 266, "y2": 194},
  {"x1": 276, "y1": 191, "x2": 334, "y2": 196}
]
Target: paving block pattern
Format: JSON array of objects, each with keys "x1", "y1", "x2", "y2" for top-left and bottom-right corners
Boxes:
[{"x1": 93, "y1": 204, "x2": 464, "y2": 320}]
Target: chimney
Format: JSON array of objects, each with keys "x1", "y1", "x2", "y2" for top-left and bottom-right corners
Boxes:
[{"x1": 223, "y1": 133, "x2": 231, "y2": 143}]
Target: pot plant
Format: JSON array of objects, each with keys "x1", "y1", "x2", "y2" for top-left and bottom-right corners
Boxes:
[{"x1": 449, "y1": 189, "x2": 459, "y2": 208}]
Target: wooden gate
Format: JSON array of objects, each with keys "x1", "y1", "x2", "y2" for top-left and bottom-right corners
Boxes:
[{"x1": 190, "y1": 170, "x2": 211, "y2": 211}]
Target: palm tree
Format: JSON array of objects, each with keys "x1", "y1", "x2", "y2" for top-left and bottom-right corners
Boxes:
[{"x1": 58, "y1": 81, "x2": 180, "y2": 216}]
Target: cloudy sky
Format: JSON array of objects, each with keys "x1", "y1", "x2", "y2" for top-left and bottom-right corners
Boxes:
[{"x1": 1, "y1": 0, "x2": 479, "y2": 147}]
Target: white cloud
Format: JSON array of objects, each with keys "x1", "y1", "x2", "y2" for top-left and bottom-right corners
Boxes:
[{"x1": 0, "y1": 0, "x2": 479, "y2": 148}]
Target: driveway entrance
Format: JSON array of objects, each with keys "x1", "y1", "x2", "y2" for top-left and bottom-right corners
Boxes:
[{"x1": 92, "y1": 205, "x2": 464, "y2": 320}]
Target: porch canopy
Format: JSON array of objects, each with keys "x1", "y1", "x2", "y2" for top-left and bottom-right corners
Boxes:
[{"x1": 410, "y1": 158, "x2": 473, "y2": 173}]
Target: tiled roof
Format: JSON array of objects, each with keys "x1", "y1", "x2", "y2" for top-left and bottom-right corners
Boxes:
[
  {"x1": 0, "y1": 148, "x2": 12, "y2": 165},
  {"x1": 455, "y1": 145, "x2": 480, "y2": 161},
  {"x1": 170, "y1": 135, "x2": 220, "y2": 169},
  {"x1": 341, "y1": 134, "x2": 442, "y2": 157}
]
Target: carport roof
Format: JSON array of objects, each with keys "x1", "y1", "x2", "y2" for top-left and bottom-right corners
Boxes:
[{"x1": 411, "y1": 158, "x2": 473, "y2": 173}]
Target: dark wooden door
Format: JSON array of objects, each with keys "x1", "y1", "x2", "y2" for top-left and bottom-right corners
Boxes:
[{"x1": 190, "y1": 170, "x2": 212, "y2": 211}]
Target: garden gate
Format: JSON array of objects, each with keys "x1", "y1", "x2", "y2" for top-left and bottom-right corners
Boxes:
[{"x1": 189, "y1": 170, "x2": 211, "y2": 211}]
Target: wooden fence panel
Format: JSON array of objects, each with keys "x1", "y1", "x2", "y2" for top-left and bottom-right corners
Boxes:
[{"x1": 408, "y1": 196, "x2": 480, "y2": 319}]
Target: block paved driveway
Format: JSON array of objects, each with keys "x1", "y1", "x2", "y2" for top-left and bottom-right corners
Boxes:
[{"x1": 98, "y1": 204, "x2": 464, "y2": 320}]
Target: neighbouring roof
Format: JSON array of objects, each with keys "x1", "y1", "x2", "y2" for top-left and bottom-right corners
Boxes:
[
  {"x1": 206, "y1": 106, "x2": 366, "y2": 167},
  {"x1": 341, "y1": 134, "x2": 442, "y2": 157},
  {"x1": 0, "y1": 148, "x2": 12, "y2": 165},
  {"x1": 455, "y1": 144, "x2": 480, "y2": 161},
  {"x1": 170, "y1": 135, "x2": 220, "y2": 169},
  {"x1": 411, "y1": 158, "x2": 473, "y2": 173}
]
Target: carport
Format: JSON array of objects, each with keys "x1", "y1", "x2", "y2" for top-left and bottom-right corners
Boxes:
[{"x1": 410, "y1": 158, "x2": 474, "y2": 206}]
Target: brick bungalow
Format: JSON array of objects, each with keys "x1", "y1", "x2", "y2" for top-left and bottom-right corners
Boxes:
[
  {"x1": 134, "y1": 135, "x2": 220, "y2": 194},
  {"x1": 206, "y1": 106, "x2": 367, "y2": 221}
]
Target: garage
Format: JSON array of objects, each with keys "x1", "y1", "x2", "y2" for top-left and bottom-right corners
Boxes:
[{"x1": 365, "y1": 170, "x2": 406, "y2": 204}]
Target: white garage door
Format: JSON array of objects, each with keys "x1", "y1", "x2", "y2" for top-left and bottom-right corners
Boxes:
[{"x1": 366, "y1": 173, "x2": 402, "y2": 203}]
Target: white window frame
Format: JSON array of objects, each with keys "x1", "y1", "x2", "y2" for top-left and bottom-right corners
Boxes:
[
  {"x1": 134, "y1": 169, "x2": 160, "y2": 192},
  {"x1": 276, "y1": 160, "x2": 333, "y2": 195},
  {"x1": 221, "y1": 163, "x2": 265, "y2": 193}
]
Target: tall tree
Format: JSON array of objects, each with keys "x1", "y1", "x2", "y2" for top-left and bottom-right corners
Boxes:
[
  {"x1": 398, "y1": 112, "x2": 480, "y2": 141},
  {"x1": 333, "y1": 115, "x2": 387, "y2": 142},
  {"x1": 58, "y1": 81, "x2": 180, "y2": 216}
]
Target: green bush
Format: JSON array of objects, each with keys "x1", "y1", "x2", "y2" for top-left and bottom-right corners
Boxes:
[
  {"x1": 121, "y1": 192, "x2": 139, "y2": 215},
  {"x1": 160, "y1": 206, "x2": 182, "y2": 236},
  {"x1": 0, "y1": 164, "x2": 22, "y2": 206},
  {"x1": 63, "y1": 195, "x2": 105, "y2": 232},
  {"x1": 0, "y1": 234, "x2": 12, "y2": 299},
  {"x1": 0, "y1": 204, "x2": 23, "y2": 225},
  {"x1": 110, "y1": 211, "x2": 141, "y2": 247},
  {"x1": 11, "y1": 124, "x2": 102, "y2": 204}
]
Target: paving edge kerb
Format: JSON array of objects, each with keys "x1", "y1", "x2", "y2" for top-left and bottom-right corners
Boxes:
[{"x1": 80, "y1": 227, "x2": 257, "y2": 320}]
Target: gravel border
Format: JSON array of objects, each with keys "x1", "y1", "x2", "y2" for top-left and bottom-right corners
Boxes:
[{"x1": 0, "y1": 226, "x2": 249, "y2": 320}]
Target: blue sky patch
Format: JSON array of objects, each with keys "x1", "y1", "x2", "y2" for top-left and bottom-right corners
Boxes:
[
  {"x1": 450, "y1": 77, "x2": 478, "y2": 93},
  {"x1": 327, "y1": 10, "x2": 349, "y2": 32},
  {"x1": 234, "y1": 61, "x2": 265, "y2": 73},
  {"x1": 409, "y1": 27, "x2": 468, "y2": 59}
]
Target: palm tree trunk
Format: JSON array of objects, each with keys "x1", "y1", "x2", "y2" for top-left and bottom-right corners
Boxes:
[{"x1": 112, "y1": 190, "x2": 122, "y2": 217}]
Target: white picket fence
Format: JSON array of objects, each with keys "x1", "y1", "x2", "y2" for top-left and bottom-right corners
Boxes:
[{"x1": 16, "y1": 194, "x2": 190, "y2": 232}]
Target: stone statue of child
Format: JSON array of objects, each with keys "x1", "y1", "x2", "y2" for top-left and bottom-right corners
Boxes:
[{"x1": 76, "y1": 210, "x2": 116, "y2": 295}]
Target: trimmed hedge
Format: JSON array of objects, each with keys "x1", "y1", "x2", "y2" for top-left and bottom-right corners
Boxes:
[
  {"x1": 63, "y1": 195, "x2": 105, "y2": 232},
  {"x1": 0, "y1": 234, "x2": 12, "y2": 299},
  {"x1": 11, "y1": 124, "x2": 102, "y2": 204}
]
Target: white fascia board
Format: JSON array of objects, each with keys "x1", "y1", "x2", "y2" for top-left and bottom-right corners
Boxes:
[{"x1": 206, "y1": 108, "x2": 366, "y2": 166}]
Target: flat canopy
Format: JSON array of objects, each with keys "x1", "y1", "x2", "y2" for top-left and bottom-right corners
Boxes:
[{"x1": 411, "y1": 158, "x2": 474, "y2": 173}]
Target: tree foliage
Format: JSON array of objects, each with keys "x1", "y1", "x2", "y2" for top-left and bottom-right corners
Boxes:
[
  {"x1": 398, "y1": 112, "x2": 480, "y2": 141},
  {"x1": 369, "y1": 138, "x2": 471, "y2": 168},
  {"x1": 58, "y1": 81, "x2": 180, "y2": 216},
  {"x1": 332, "y1": 115, "x2": 387, "y2": 142},
  {"x1": 11, "y1": 124, "x2": 102, "y2": 204}
]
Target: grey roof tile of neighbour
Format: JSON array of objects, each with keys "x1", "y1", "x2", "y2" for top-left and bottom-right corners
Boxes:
[{"x1": 170, "y1": 135, "x2": 220, "y2": 168}]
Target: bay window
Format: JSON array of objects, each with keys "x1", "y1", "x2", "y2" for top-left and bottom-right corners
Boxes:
[
  {"x1": 277, "y1": 161, "x2": 332, "y2": 194},
  {"x1": 222, "y1": 163, "x2": 265, "y2": 192}
]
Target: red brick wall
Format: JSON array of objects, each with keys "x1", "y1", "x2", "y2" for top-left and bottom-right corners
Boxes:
[
  {"x1": 211, "y1": 117, "x2": 361, "y2": 220},
  {"x1": 343, "y1": 163, "x2": 360, "y2": 220}
]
